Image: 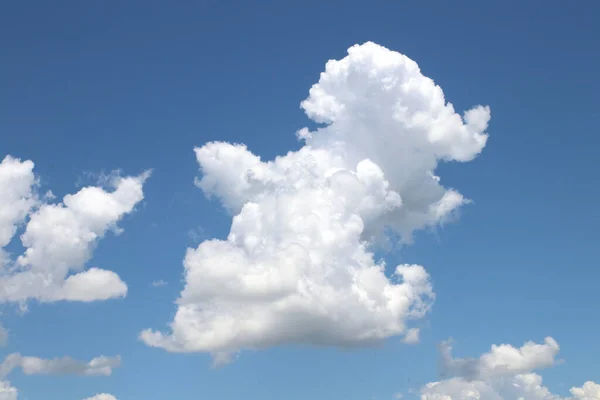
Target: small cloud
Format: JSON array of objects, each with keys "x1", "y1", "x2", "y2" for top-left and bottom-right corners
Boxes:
[
  {"x1": 42, "y1": 190, "x2": 55, "y2": 201},
  {"x1": 394, "y1": 392, "x2": 403, "y2": 399},
  {"x1": 0, "y1": 158, "x2": 149, "y2": 305},
  {"x1": 17, "y1": 302, "x2": 28, "y2": 315},
  {"x1": 0, "y1": 380, "x2": 17, "y2": 400},
  {"x1": 0, "y1": 353, "x2": 121, "y2": 378},
  {"x1": 420, "y1": 337, "x2": 573, "y2": 399},
  {"x1": 211, "y1": 351, "x2": 236, "y2": 368},
  {"x1": 83, "y1": 395, "x2": 117, "y2": 400},
  {"x1": 403, "y1": 328, "x2": 420, "y2": 345},
  {"x1": 75, "y1": 169, "x2": 123, "y2": 189},
  {"x1": 188, "y1": 226, "x2": 207, "y2": 243},
  {"x1": 151, "y1": 280, "x2": 168, "y2": 288}
]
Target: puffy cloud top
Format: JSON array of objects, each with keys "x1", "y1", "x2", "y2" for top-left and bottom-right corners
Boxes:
[
  {"x1": 0, "y1": 155, "x2": 145, "y2": 399},
  {"x1": 440, "y1": 337, "x2": 560, "y2": 380},
  {"x1": 571, "y1": 382, "x2": 600, "y2": 400},
  {"x1": 421, "y1": 337, "x2": 599, "y2": 400},
  {"x1": 0, "y1": 156, "x2": 38, "y2": 268},
  {"x1": 141, "y1": 42, "x2": 490, "y2": 363},
  {"x1": 0, "y1": 156, "x2": 150, "y2": 304}
]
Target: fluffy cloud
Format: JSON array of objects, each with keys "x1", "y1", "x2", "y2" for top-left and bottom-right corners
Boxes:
[
  {"x1": 0, "y1": 156, "x2": 38, "y2": 269},
  {"x1": 141, "y1": 42, "x2": 490, "y2": 362},
  {"x1": 439, "y1": 337, "x2": 560, "y2": 380},
  {"x1": 0, "y1": 381, "x2": 17, "y2": 400},
  {"x1": 82, "y1": 394, "x2": 117, "y2": 400},
  {"x1": 571, "y1": 382, "x2": 600, "y2": 399},
  {"x1": 0, "y1": 353, "x2": 121, "y2": 378},
  {"x1": 0, "y1": 156, "x2": 150, "y2": 303},
  {"x1": 420, "y1": 337, "x2": 599, "y2": 400}
]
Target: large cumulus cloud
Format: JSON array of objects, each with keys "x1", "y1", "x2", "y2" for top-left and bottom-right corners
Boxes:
[{"x1": 141, "y1": 42, "x2": 491, "y2": 362}]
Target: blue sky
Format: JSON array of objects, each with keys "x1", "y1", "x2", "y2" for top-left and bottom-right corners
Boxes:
[{"x1": 1, "y1": 1, "x2": 599, "y2": 399}]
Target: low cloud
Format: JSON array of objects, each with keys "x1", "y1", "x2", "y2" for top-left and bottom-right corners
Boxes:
[
  {"x1": 0, "y1": 353, "x2": 121, "y2": 378},
  {"x1": 0, "y1": 380, "x2": 17, "y2": 400},
  {"x1": 141, "y1": 42, "x2": 490, "y2": 363},
  {"x1": 402, "y1": 328, "x2": 420, "y2": 345},
  {"x1": 0, "y1": 353, "x2": 119, "y2": 399},
  {"x1": 82, "y1": 394, "x2": 117, "y2": 400},
  {"x1": 0, "y1": 155, "x2": 150, "y2": 304},
  {"x1": 439, "y1": 337, "x2": 560, "y2": 380},
  {"x1": 421, "y1": 337, "x2": 598, "y2": 399}
]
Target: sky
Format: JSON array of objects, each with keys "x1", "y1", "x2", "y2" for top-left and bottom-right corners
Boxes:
[{"x1": 0, "y1": 1, "x2": 599, "y2": 399}]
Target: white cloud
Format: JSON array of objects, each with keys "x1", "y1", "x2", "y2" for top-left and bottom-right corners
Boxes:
[
  {"x1": 0, "y1": 156, "x2": 150, "y2": 304},
  {"x1": 0, "y1": 156, "x2": 38, "y2": 269},
  {"x1": 0, "y1": 353, "x2": 119, "y2": 400},
  {"x1": 82, "y1": 394, "x2": 117, "y2": 400},
  {"x1": 151, "y1": 280, "x2": 168, "y2": 287},
  {"x1": 571, "y1": 381, "x2": 600, "y2": 399},
  {"x1": 0, "y1": 381, "x2": 17, "y2": 400},
  {"x1": 59, "y1": 268, "x2": 128, "y2": 302},
  {"x1": 402, "y1": 328, "x2": 420, "y2": 345},
  {"x1": 0, "y1": 353, "x2": 121, "y2": 378},
  {"x1": 141, "y1": 42, "x2": 490, "y2": 362},
  {"x1": 420, "y1": 337, "x2": 599, "y2": 400},
  {"x1": 421, "y1": 377, "x2": 501, "y2": 400},
  {"x1": 440, "y1": 337, "x2": 560, "y2": 380}
]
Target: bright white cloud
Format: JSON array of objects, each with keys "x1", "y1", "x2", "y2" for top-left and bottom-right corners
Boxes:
[
  {"x1": 141, "y1": 42, "x2": 490, "y2": 362},
  {"x1": 571, "y1": 381, "x2": 600, "y2": 399},
  {"x1": 440, "y1": 337, "x2": 560, "y2": 380},
  {"x1": 421, "y1": 377, "x2": 501, "y2": 400},
  {"x1": 60, "y1": 268, "x2": 128, "y2": 302},
  {"x1": 0, "y1": 353, "x2": 121, "y2": 378},
  {"x1": 0, "y1": 156, "x2": 150, "y2": 304},
  {"x1": 82, "y1": 394, "x2": 117, "y2": 400},
  {"x1": 0, "y1": 381, "x2": 17, "y2": 400},
  {"x1": 420, "y1": 337, "x2": 599, "y2": 400},
  {"x1": 0, "y1": 156, "x2": 38, "y2": 269}
]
